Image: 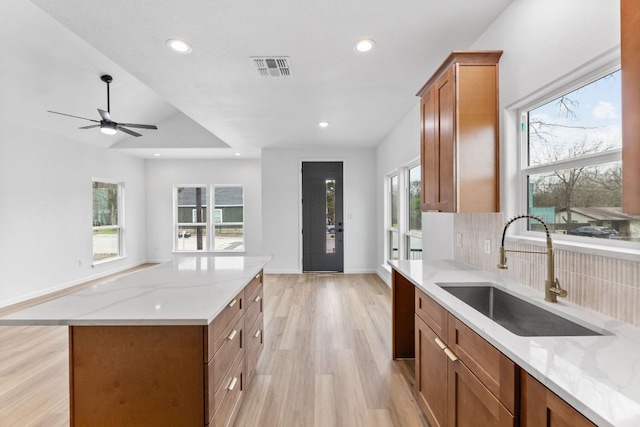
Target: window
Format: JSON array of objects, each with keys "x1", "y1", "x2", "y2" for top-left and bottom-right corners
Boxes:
[
  {"x1": 388, "y1": 174, "x2": 399, "y2": 260},
  {"x1": 406, "y1": 164, "x2": 422, "y2": 260},
  {"x1": 213, "y1": 186, "x2": 244, "y2": 251},
  {"x1": 174, "y1": 185, "x2": 245, "y2": 252},
  {"x1": 92, "y1": 180, "x2": 123, "y2": 262},
  {"x1": 521, "y1": 69, "x2": 639, "y2": 243},
  {"x1": 385, "y1": 161, "x2": 422, "y2": 263}
]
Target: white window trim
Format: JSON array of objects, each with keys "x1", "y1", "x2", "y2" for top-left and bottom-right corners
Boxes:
[
  {"x1": 385, "y1": 171, "x2": 400, "y2": 262},
  {"x1": 405, "y1": 160, "x2": 422, "y2": 260},
  {"x1": 505, "y1": 48, "x2": 640, "y2": 261},
  {"x1": 92, "y1": 179, "x2": 125, "y2": 265}
]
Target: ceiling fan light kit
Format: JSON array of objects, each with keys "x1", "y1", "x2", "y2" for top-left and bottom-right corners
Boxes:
[{"x1": 48, "y1": 74, "x2": 158, "y2": 137}]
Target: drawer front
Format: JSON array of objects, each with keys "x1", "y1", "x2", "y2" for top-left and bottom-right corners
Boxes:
[
  {"x1": 448, "y1": 314, "x2": 518, "y2": 414},
  {"x1": 415, "y1": 288, "x2": 447, "y2": 339},
  {"x1": 206, "y1": 289, "x2": 244, "y2": 361},
  {"x1": 208, "y1": 314, "x2": 244, "y2": 399},
  {"x1": 208, "y1": 354, "x2": 245, "y2": 427},
  {"x1": 206, "y1": 346, "x2": 243, "y2": 423},
  {"x1": 244, "y1": 285, "x2": 263, "y2": 334},
  {"x1": 244, "y1": 270, "x2": 263, "y2": 303},
  {"x1": 246, "y1": 313, "x2": 264, "y2": 388}
]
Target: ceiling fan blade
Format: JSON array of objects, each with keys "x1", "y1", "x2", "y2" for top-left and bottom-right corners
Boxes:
[
  {"x1": 98, "y1": 109, "x2": 112, "y2": 122},
  {"x1": 118, "y1": 123, "x2": 158, "y2": 130},
  {"x1": 48, "y1": 110, "x2": 99, "y2": 123},
  {"x1": 79, "y1": 124, "x2": 100, "y2": 129},
  {"x1": 117, "y1": 126, "x2": 142, "y2": 137}
]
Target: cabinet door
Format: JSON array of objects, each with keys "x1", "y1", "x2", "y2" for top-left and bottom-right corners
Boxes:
[
  {"x1": 421, "y1": 66, "x2": 455, "y2": 212},
  {"x1": 521, "y1": 372, "x2": 596, "y2": 427},
  {"x1": 448, "y1": 358, "x2": 515, "y2": 427},
  {"x1": 415, "y1": 314, "x2": 448, "y2": 427}
]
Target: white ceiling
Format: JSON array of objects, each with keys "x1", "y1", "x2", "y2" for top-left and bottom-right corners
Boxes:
[{"x1": 3, "y1": 0, "x2": 514, "y2": 159}]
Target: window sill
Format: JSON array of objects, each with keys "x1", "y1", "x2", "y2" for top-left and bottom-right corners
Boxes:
[
  {"x1": 92, "y1": 255, "x2": 127, "y2": 267},
  {"x1": 172, "y1": 250, "x2": 247, "y2": 255},
  {"x1": 506, "y1": 234, "x2": 640, "y2": 263}
]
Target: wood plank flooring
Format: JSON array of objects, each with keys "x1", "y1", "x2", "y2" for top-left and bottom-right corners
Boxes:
[
  {"x1": 0, "y1": 273, "x2": 427, "y2": 427},
  {"x1": 234, "y1": 274, "x2": 428, "y2": 427}
]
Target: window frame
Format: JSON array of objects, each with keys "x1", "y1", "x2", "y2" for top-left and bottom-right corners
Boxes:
[
  {"x1": 405, "y1": 161, "x2": 422, "y2": 260},
  {"x1": 92, "y1": 179, "x2": 124, "y2": 264},
  {"x1": 212, "y1": 184, "x2": 245, "y2": 252},
  {"x1": 386, "y1": 172, "x2": 400, "y2": 261},
  {"x1": 511, "y1": 55, "x2": 640, "y2": 257}
]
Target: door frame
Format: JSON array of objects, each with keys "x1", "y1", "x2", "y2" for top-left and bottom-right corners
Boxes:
[{"x1": 298, "y1": 158, "x2": 347, "y2": 272}]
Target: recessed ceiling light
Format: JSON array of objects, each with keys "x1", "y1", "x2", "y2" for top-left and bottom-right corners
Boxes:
[
  {"x1": 234, "y1": 152, "x2": 241, "y2": 156},
  {"x1": 166, "y1": 38, "x2": 192, "y2": 54},
  {"x1": 354, "y1": 39, "x2": 375, "y2": 53},
  {"x1": 153, "y1": 153, "x2": 161, "y2": 157},
  {"x1": 319, "y1": 121, "x2": 329, "y2": 128}
]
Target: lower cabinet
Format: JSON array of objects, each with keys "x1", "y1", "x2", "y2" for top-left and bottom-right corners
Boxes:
[
  {"x1": 411, "y1": 284, "x2": 595, "y2": 427},
  {"x1": 415, "y1": 288, "x2": 516, "y2": 427},
  {"x1": 521, "y1": 372, "x2": 596, "y2": 427}
]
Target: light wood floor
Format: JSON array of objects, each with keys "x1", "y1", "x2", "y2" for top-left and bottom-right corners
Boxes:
[{"x1": 0, "y1": 273, "x2": 427, "y2": 427}]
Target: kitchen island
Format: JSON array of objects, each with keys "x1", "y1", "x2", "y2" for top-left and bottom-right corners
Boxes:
[
  {"x1": 0, "y1": 256, "x2": 270, "y2": 427},
  {"x1": 390, "y1": 259, "x2": 640, "y2": 427}
]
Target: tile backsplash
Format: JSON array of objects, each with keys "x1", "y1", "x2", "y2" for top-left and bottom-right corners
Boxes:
[{"x1": 453, "y1": 213, "x2": 640, "y2": 326}]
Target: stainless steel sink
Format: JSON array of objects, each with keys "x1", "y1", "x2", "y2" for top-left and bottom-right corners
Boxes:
[{"x1": 437, "y1": 282, "x2": 604, "y2": 337}]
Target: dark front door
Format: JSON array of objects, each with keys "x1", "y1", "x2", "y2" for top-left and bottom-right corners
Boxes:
[{"x1": 302, "y1": 161, "x2": 344, "y2": 272}]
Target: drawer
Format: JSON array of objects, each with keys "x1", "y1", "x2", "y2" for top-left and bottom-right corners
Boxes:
[
  {"x1": 206, "y1": 345, "x2": 244, "y2": 423},
  {"x1": 208, "y1": 354, "x2": 245, "y2": 427},
  {"x1": 207, "y1": 314, "x2": 244, "y2": 400},
  {"x1": 415, "y1": 288, "x2": 447, "y2": 339},
  {"x1": 244, "y1": 270, "x2": 263, "y2": 303},
  {"x1": 447, "y1": 314, "x2": 518, "y2": 414},
  {"x1": 246, "y1": 313, "x2": 264, "y2": 388},
  {"x1": 206, "y1": 289, "x2": 244, "y2": 361},
  {"x1": 244, "y1": 285, "x2": 263, "y2": 334}
]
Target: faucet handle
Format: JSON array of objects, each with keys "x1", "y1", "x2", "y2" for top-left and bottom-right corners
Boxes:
[{"x1": 549, "y1": 278, "x2": 568, "y2": 298}]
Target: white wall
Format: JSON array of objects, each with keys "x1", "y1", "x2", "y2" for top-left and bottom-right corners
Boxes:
[
  {"x1": 144, "y1": 159, "x2": 262, "y2": 261},
  {"x1": 0, "y1": 120, "x2": 147, "y2": 307},
  {"x1": 262, "y1": 147, "x2": 377, "y2": 273},
  {"x1": 375, "y1": 104, "x2": 421, "y2": 283}
]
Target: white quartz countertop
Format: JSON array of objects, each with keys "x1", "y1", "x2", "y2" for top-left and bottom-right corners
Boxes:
[
  {"x1": 390, "y1": 259, "x2": 640, "y2": 427},
  {"x1": 0, "y1": 256, "x2": 270, "y2": 326}
]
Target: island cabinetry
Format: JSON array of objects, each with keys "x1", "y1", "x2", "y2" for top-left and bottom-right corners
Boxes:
[
  {"x1": 417, "y1": 50, "x2": 502, "y2": 213},
  {"x1": 68, "y1": 269, "x2": 266, "y2": 427},
  {"x1": 414, "y1": 287, "x2": 518, "y2": 427},
  {"x1": 521, "y1": 372, "x2": 596, "y2": 427},
  {"x1": 244, "y1": 272, "x2": 264, "y2": 388}
]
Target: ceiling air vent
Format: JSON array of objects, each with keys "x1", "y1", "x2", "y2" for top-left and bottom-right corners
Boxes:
[{"x1": 251, "y1": 57, "x2": 292, "y2": 77}]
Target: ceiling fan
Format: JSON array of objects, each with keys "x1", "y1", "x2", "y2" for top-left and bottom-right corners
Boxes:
[{"x1": 48, "y1": 74, "x2": 158, "y2": 137}]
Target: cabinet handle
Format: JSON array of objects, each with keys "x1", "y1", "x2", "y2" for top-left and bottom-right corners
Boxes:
[
  {"x1": 254, "y1": 329, "x2": 261, "y2": 338},
  {"x1": 227, "y1": 376, "x2": 238, "y2": 391},
  {"x1": 228, "y1": 298, "x2": 237, "y2": 308},
  {"x1": 444, "y1": 348, "x2": 459, "y2": 362},
  {"x1": 227, "y1": 329, "x2": 237, "y2": 341},
  {"x1": 255, "y1": 273, "x2": 260, "y2": 279},
  {"x1": 254, "y1": 295, "x2": 261, "y2": 303},
  {"x1": 434, "y1": 337, "x2": 447, "y2": 350}
]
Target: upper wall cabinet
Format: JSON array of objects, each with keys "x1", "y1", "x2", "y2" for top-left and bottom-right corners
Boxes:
[
  {"x1": 621, "y1": 0, "x2": 640, "y2": 214},
  {"x1": 417, "y1": 51, "x2": 502, "y2": 213}
]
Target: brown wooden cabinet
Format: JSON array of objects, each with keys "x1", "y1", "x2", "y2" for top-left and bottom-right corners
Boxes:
[
  {"x1": 414, "y1": 288, "x2": 517, "y2": 427},
  {"x1": 521, "y1": 372, "x2": 596, "y2": 427},
  {"x1": 417, "y1": 51, "x2": 502, "y2": 213},
  {"x1": 69, "y1": 269, "x2": 265, "y2": 427}
]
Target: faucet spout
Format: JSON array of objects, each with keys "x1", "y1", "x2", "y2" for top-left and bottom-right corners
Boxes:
[{"x1": 497, "y1": 214, "x2": 567, "y2": 303}]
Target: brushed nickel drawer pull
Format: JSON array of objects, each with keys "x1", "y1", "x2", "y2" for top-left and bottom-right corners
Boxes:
[
  {"x1": 227, "y1": 329, "x2": 237, "y2": 341},
  {"x1": 254, "y1": 329, "x2": 261, "y2": 338},
  {"x1": 444, "y1": 348, "x2": 459, "y2": 362},
  {"x1": 227, "y1": 376, "x2": 238, "y2": 391},
  {"x1": 254, "y1": 295, "x2": 261, "y2": 303},
  {"x1": 434, "y1": 337, "x2": 447, "y2": 350},
  {"x1": 228, "y1": 298, "x2": 237, "y2": 308}
]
